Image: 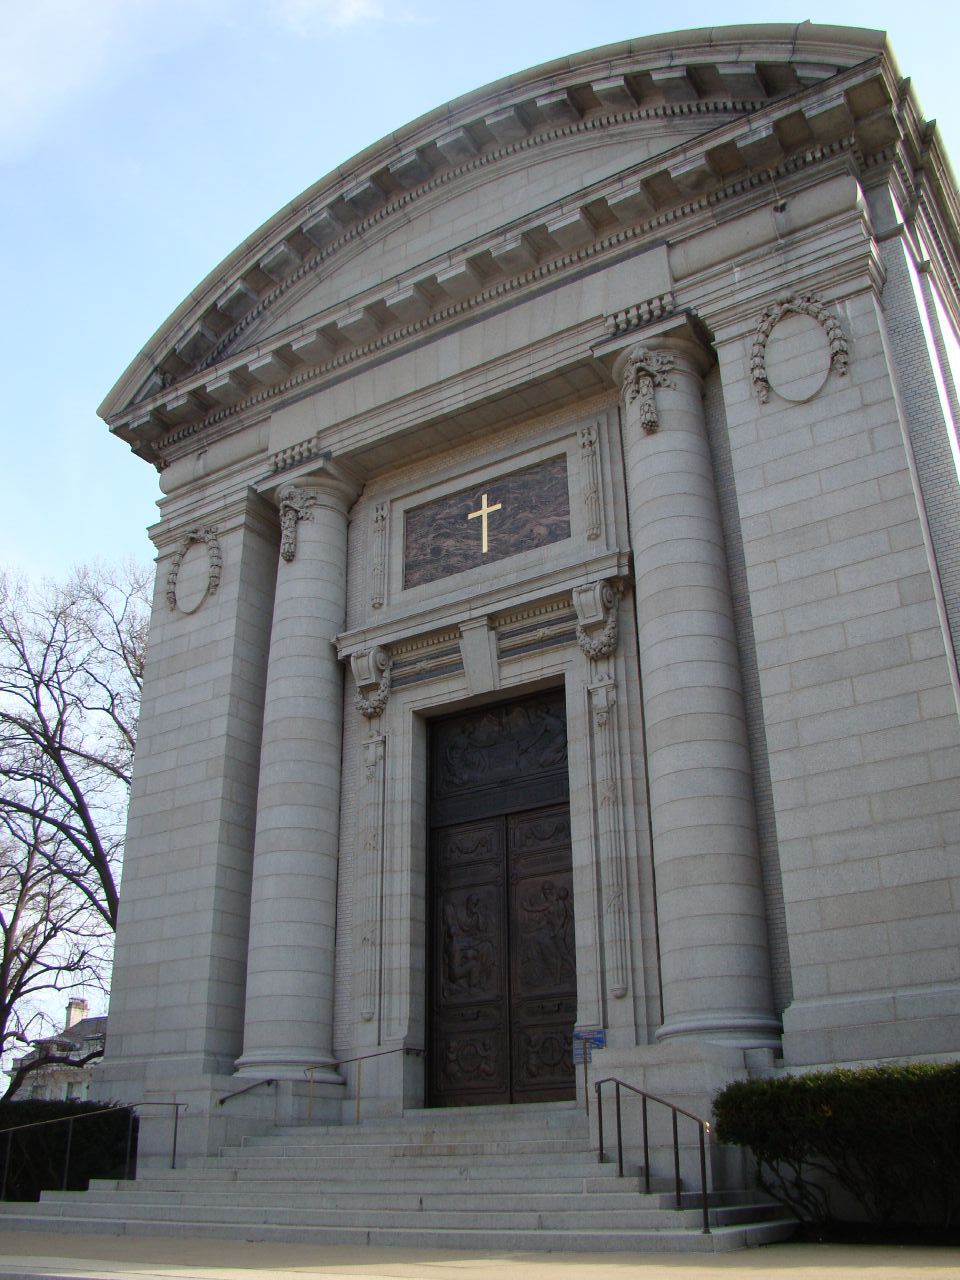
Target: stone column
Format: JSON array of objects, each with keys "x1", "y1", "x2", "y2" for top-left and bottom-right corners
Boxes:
[
  {"x1": 236, "y1": 465, "x2": 356, "y2": 1080},
  {"x1": 614, "y1": 320, "x2": 778, "y2": 1046}
]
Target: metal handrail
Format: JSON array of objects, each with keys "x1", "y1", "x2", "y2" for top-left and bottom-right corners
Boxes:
[
  {"x1": 304, "y1": 1047, "x2": 425, "y2": 1123},
  {"x1": 0, "y1": 1099, "x2": 185, "y2": 1201},
  {"x1": 217, "y1": 1078, "x2": 275, "y2": 1107},
  {"x1": 594, "y1": 1076, "x2": 712, "y2": 1235}
]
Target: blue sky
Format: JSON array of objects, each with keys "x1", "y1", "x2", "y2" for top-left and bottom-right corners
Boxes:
[{"x1": 1, "y1": 1, "x2": 956, "y2": 582}]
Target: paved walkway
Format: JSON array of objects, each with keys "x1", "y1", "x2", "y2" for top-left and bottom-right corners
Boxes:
[{"x1": 0, "y1": 1234, "x2": 957, "y2": 1280}]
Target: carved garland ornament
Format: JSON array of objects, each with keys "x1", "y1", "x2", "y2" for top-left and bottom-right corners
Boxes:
[
  {"x1": 620, "y1": 350, "x2": 676, "y2": 433},
  {"x1": 751, "y1": 293, "x2": 849, "y2": 403},
  {"x1": 371, "y1": 502, "x2": 388, "y2": 609},
  {"x1": 165, "y1": 526, "x2": 223, "y2": 611},
  {"x1": 578, "y1": 424, "x2": 601, "y2": 541},
  {"x1": 352, "y1": 646, "x2": 392, "y2": 719},
  {"x1": 278, "y1": 485, "x2": 317, "y2": 562}
]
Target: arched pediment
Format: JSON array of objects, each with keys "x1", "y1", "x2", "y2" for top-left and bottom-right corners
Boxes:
[{"x1": 101, "y1": 23, "x2": 903, "y2": 463}]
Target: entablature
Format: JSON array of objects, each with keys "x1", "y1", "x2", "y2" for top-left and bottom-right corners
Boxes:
[
  {"x1": 337, "y1": 550, "x2": 630, "y2": 666},
  {"x1": 102, "y1": 33, "x2": 916, "y2": 470}
]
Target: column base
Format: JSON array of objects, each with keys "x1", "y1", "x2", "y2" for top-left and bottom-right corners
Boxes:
[
  {"x1": 234, "y1": 1049, "x2": 344, "y2": 1084},
  {"x1": 655, "y1": 1012, "x2": 782, "y2": 1050}
]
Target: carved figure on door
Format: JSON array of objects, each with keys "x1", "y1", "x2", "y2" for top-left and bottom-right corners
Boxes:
[
  {"x1": 441, "y1": 892, "x2": 496, "y2": 997},
  {"x1": 519, "y1": 880, "x2": 574, "y2": 985}
]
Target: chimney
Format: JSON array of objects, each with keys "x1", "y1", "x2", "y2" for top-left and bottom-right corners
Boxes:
[{"x1": 65, "y1": 998, "x2": 88, "y2": 1029}]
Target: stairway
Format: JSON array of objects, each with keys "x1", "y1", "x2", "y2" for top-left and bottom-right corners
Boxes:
[{"x1": 0, "y1": 1102, "x2": 794, "y2": 1252}]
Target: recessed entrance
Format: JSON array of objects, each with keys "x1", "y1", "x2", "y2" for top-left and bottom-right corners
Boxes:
[{"x1": 427, "y1": 690, "x2": 576, "y2": 1107}]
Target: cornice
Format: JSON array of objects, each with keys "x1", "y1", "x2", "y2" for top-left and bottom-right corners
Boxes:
[
  {"x1": 102, "y1": 30, "x2": 894, "y2": 443},
  {"x1": 119, "y1": 65, "x2": 905, "y2": 468}
]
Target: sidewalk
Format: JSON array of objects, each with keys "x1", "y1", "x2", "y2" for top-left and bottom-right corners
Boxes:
[{"x1": 0, "y1": 1233, "x2": 957, "y2": 1280}]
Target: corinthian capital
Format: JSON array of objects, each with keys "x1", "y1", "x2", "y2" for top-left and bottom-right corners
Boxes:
[
  {"x1": 619, "y1": 350, "x2": 676, "y2": 434},
  {"x1": 278, "y1": 485, "x2": 317, "y2": 562}
]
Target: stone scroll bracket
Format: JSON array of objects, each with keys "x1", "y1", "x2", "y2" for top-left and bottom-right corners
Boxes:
[
  {"x1": 352, "y1": 646, "x2": 392, "y2": 723},
  {"x1": 573, "y1": 579, "x2": 623, "y2": 670},
  {"x1": 751, "y1": 292, "x2": 849, "y2": 404}
]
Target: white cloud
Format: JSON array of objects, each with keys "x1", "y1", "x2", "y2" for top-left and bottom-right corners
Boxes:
[
  {"x1": 272, "y1": 0, "x2": 383, "y2": 28},
  {"x1": 270, "y1": 0, "x2": 422, "y2": 33},
  {"x1": 0, "y1": 0, "x2": 421, "y2": 160},
  {"x1": 0, "y1": 0, "x2": 227, "y2": 162}
]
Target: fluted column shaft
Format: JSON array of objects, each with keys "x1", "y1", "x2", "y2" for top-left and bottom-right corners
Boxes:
[
  {"x1": 616, "y1": 325, "x2": 778, "y2": 1046},
  {"x1": 236, "y1": 471, "x2": 353, "y2": 1079}
]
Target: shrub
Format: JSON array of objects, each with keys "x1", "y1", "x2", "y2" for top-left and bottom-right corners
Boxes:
[
  {"x1": 713, "y1": 1063, "x2": 960, "y2": 1229},
  {"x1": 0, "y1": 1100, "x2": 137, "y2": 1201}
]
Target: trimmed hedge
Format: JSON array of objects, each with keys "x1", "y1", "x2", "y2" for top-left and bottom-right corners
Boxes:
[
  {"x1": 0, "y1": 1100, "x2": 137, "y2": 1202},
  {"x1": 713, "y1": 1063, "x2": 960, "y2": 1229}
]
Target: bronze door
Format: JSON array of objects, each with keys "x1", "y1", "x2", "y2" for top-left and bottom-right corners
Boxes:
[{"x1": 427, "y1": 692, "x2": 576, "y2": 1107}]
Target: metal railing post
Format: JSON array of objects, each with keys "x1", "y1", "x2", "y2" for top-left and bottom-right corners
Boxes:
[
  {"x1": 1, "y1": 1130, "x2": 11, "y2": 1201},
  {"x1": 641, "y1": 1094, "x2": 650, "y2": 1194},
  {"x1": 170, "y1": 1104, "x2": 180, "y2": 1170},
  {"x1": 671, "y1": 1107, "x2": 681, "y2": 1209},
  {"x1": 61, "y1": 1117, "x2": 74, "y2": 1192},
  {"x1": 595, "y1": 1082, "x2": 604, "y2": 1163},
  {"x1": 614, "y1": 1082, "x2": 623, "y2": 1178},
  {"x1": 124, "y1": 1111, "x2": 136, "y2": 1180},
  {"x1": 699, "y1": 1123, "x2": 711, "y2": 1234},
  {"x1": 355, "y1": 1057, "x2": 363, "y2": 1126}
]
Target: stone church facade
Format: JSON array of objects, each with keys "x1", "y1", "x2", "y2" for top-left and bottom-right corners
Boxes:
[{"x1": 95, "y1": 24, "x2": 960, "y2": 1161}]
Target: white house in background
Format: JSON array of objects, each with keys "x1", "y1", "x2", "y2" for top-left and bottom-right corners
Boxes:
[{"x1": 13, "y1": 1000, "x2": 106, "y2": 1102}]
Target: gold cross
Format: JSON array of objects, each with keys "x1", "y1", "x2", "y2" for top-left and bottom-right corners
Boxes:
[{"x1": 467, "y1": 492, "x2": 502, "y2": 554}]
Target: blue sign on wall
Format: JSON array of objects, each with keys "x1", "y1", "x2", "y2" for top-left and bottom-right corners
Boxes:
[{"x1": 572, "y1": 1027, "x2": 606, "y2": 1064}]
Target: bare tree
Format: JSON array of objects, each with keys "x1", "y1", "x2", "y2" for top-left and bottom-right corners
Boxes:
[
  {"x1": 0, "y1": 565, "x2": 150, "y2": 930},
  {"x1": 0, "y1": 813, "x2": 110, "y2": 1100},
  {"x1": 0, "y1": 565, "x2": 149, "y2": 1096}
]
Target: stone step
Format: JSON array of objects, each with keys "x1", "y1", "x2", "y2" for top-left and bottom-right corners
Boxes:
[
  {"x1": 220, "y1": 1136, "x2": 588, "y2": 1159},
  {"x1": 249, "y1": 1111, "x2": 588, "y2": 1144},
  {"x1": 0, "y1": 1098, "x2": 791, "y2": 1257},
  {"x1": 120, "y1": 1169, "x2": 633, "y2": 1194},
  {"x1": 48, "y1": 1185, "x2": 668, "y2": 1212},
  {"x1": 0, "y1": 1210, "x2": 798, "y2": 1253},
  {"x1": 181, "y1": 1162, "x2": 616, "y2": 1177},
  {"x1": 20, "y1": 1196, "x2": 783, "y2": 1233}
]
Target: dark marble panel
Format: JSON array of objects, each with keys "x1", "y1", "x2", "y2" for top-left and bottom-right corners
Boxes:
[{"x1": 404, "y1": 455, "x2": 570, "y2": 589}]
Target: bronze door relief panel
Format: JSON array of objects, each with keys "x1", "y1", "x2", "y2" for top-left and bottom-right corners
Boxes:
[{"x1": 428, "y1": 692, "x2": 576, "y2": 1107}]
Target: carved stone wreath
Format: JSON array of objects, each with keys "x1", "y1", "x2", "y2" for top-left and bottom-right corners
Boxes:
[
  {"x1": 751, "y1": 293, "x2": 849, "y2": 404},
  {"x1": 165, "y1": 526, "x2": 223, "y2": 612}
]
